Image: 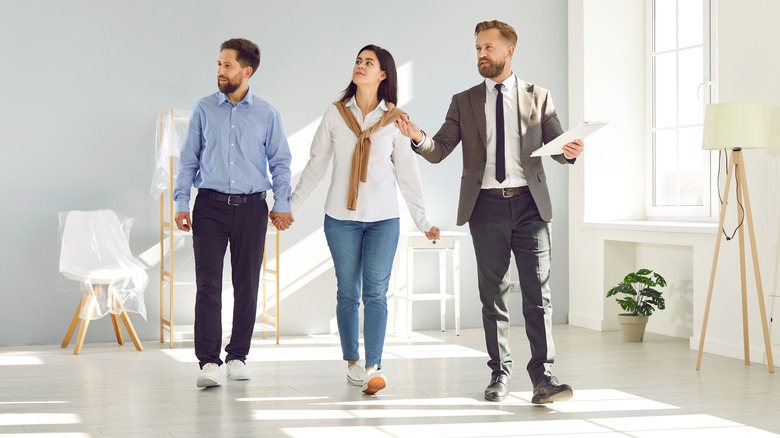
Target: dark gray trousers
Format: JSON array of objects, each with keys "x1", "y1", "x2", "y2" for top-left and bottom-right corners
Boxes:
[
  {"x1": 468, "y1": 190, "x2": 555, "y2": 387},
  {"x1": 192, "y1": 194, "x2": 268, "y2": 368}
]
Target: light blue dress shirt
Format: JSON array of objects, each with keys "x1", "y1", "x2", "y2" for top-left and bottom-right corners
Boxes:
[{"x1": 174, "y1": 90, "x2": 292, "y2": 213}]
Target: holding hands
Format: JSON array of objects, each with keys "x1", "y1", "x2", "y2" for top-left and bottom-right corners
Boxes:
[{"x1": 269, "y1": 211, "x2": 294, "y2": 231}]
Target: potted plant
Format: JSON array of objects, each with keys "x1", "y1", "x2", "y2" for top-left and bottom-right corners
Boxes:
[{"x1": 606, "y1": 268, "x2": 667, "y2": 342}]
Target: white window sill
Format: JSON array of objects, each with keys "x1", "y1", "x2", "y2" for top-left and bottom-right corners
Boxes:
[{"x1": 581, "y1": 220, "x2": 718, "y2": 234}]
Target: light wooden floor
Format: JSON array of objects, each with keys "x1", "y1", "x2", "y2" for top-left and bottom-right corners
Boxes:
[{"x1": 1, "y1": 325, "x2": 779, "y2": 437}]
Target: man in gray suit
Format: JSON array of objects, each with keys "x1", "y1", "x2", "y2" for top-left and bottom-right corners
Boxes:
[{"x1": 396, "y1": 20, "x2": 583, "y2": 404}]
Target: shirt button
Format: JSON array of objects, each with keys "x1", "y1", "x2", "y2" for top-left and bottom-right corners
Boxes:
[
  {"x1": 230, "y1": 162, "x2": 234, "y2": 165},
  {"x1": 231, "y1": 143, "x2": 234, "y2": 146},
  {"x1": 232, "y1": 125, "x2": 235, "y2": 128},
  {"x1": 231, "y1": 180, "x2": 235, "y2": 184}
]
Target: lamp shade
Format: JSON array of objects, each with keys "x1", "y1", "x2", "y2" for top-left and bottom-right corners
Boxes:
[
  {"x1": 702, "y1": 102, "x2": 769, "y2": 150},
  {"x1": 771, "y1": 106, "x2": 780, "y2": 150}
]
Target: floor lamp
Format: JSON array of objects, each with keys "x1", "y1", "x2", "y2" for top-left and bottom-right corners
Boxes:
[{"x1": 696, "y1": 102, "x2": 774, "y2": 372}]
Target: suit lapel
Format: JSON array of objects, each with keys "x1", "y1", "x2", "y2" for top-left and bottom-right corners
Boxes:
[
  {"x1": 517, "y1": 78, "x2": 532, "y2": 153},
  {"x1": 468, "y1": 84, "x2": 487, "y2": 151}
]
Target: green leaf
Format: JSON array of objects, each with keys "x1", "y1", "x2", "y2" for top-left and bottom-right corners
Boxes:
[{"x1": 607, "y1": 268, "x2": 667, "y2": 316}]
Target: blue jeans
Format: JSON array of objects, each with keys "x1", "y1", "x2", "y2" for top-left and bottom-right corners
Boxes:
[{"x1": 324, "y1": 214, "x2": 399, "y2": 369}]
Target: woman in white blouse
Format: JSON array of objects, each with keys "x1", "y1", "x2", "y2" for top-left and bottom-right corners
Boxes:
[{"x1": 289, "y1": 44, "x2": 439, "y2": 395}]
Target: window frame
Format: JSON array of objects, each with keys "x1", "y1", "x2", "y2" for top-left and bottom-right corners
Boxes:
[{"x1": 645, "y1": 0, "x2": 718, "y2": 221}]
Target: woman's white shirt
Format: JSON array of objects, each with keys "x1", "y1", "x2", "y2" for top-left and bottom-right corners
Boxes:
[{"x1": 290, "y1": 98, "x2": 433, "y2": 232}]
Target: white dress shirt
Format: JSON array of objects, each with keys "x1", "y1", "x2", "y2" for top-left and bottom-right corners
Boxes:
[
  {"x1": 291, "y1": 97, "x2": 433, "y2": 232},
  {"x1": 483, "y1": 74, "x2": 527, "y2": 189}
]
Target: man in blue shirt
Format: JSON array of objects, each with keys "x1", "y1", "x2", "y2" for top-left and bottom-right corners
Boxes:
[{"x1": 174, "y1": 38, "x2": 293, "y2": 388}]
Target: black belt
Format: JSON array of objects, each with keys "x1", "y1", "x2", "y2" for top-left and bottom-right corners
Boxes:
[
  {"x1": 482, "y1": 186, "x2": 529, "y2": 198},
  {"x1": 198, "y1": 188, "x2": 266, "y2": 206}
]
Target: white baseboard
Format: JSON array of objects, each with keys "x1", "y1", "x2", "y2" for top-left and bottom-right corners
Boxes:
[
  {"x1": 689, "y1": 336, "x2": 780, "y2": 368},
  {"x1": 568, "y1": 313, "x2": 604, "y2": 331}
]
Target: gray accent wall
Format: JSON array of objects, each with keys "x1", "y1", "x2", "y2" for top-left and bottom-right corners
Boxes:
[{"x1": 0, "y1": 0, "x2": 569, "y2": 346}]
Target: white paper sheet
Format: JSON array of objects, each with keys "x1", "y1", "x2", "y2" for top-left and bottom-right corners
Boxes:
[{"x1": 530, "y1": 121, "x2": 608, "y2": 157}]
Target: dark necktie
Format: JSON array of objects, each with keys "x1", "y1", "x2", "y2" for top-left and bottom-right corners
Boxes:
[{"x1": 495, "y1": 83, "x2": 505, "y2": 183}]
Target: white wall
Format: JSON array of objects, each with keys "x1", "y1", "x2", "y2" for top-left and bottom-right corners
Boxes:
[
  {"x1": 0, "y1": 0, "x2": 570, "y2": 346},
  {"x1": 569, "y1": 0, "x2": 780, "y2": 365}
]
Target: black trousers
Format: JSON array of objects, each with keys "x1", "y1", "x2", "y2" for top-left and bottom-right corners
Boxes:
[
  {"x1": 468, "y1": 190, "x2": 555, "y2": 387},
  {"x1": 192, "y1": 194, "x2": 268, "y2": 368}
]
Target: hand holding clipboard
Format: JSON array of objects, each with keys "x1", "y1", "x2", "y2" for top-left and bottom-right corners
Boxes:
[{"x1": 531, "y1": 121, "x2": 608, "y2": 157}]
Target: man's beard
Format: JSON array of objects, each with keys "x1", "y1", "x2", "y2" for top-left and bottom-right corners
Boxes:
[
  {"x1": 478, "y1": 58, "x2": 505, "y2": 79},
  {"x1": 218, "y1": 77, "x2": 241, "y2": 94}
]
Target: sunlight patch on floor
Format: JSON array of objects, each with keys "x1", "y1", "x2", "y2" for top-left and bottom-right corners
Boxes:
[
  {"x1": 281, "y1": 419, "x2": 611, "y2": 437},
  {"x1": 0, "y1": 355, "x2": 44, "y2": 366},
  {"x1": 317, "y1": 397, "x2": 486, "y2": 407},
  {"x1": 383, "y1": 344, "x2": 488, "y2": 359},
  {"x1": 265, "y1": 391, "x2": 779, "y2": 437},
  {"x1": 0, "y1": 434, "x2": 91, "y2": 438},
  {"x1": 236, "y1": 396, "x2": 331, "y2": 403},
  {"x1": 509, "y1": 389, "x2": 679, "y2": 413},
  {"x1": 0, "y1": 401, "x2": 69, "y2": 405},
  {"x1": 0, "y1": 413, "x2": 81, "y2": 426},
  {"x1": 161, "y1": 339, "x2": 484, "y2": 363},
  {"x1": 253, "y1": 408, "x2": 511, "y2": 421}
]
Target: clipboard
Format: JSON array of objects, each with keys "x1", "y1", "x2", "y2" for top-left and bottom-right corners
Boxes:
[{"x1": 530, "y1": 121, "x2": 608, "y2": 157}]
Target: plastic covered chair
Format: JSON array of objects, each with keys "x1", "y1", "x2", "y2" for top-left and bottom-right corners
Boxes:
[{"x1": 58, "y1": 210, "x2": 148, "y2": 354}]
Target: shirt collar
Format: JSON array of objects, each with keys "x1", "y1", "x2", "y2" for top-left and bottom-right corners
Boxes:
[
  {"x1": 217, "y1": 88, "x2": 255, "y2": 106},
  {"x1": 485, "y1": 73, "x2": 517, "y2": 94},
  {"x1": 345, "y1": 96, "x2": 390, "y2": 111}
]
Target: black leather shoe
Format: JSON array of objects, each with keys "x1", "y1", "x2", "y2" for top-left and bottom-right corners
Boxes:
[
  {"x1": 531, "y1": 376, "x2": 573, "y2": 404},
  {"x1": 484, "y1": 374, "x2": 509, "y2": 402}
]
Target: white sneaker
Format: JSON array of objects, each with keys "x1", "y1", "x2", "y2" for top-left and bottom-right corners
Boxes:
[
  {"x1": 196, "y1": 363, "x2": 223, "y2": 388},
  {"x1": 226, "y1": 360, "x2": 251, "y2": 381},
  {"x1": 362, "y1": 365, "x2": 387, "y2": 395},
  {"x1": 347, "y1": 363, "x2": 365, "y2": 386}
]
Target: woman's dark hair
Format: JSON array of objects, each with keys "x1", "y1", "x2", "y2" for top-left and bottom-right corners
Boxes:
[
  {"x1": 338, "y1": 44, "x2": 398, "y2": 105},
  {"x1": 220, "y1": 38, "x2": 261, "y2": 77}
]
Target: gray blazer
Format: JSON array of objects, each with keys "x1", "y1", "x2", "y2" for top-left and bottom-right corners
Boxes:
[{"x1": 415, "y1": 78, "x2": 572, "y2": 226}]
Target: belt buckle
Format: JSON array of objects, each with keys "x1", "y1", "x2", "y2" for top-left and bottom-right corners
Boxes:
[
  {"x1": 501, "y1": 188, "x2": 513, "y2": 198},
  {"x1": 227, "y1": 195, "x2": 240, "y2": 206}
]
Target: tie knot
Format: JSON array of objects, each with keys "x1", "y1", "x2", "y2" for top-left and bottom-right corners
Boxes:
[{"x1": 495, "y1": 83, "x2": 503, "y2": 94}]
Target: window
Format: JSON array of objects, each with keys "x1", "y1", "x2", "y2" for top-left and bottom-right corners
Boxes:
[{"x1": 647, "y1": 0, "x2": 716, "y2": 220}]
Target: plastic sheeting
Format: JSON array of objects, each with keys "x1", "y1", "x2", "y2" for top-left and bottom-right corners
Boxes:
[
  {"x1": 150, "y1": 108, "x2": 192, "y2": 199},
  {"x1": 58, "y1": 210, "x2": 149, "y2": 320}
]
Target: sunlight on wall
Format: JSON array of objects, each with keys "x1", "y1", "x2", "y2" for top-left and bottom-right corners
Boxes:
[
  {"x1": 141, "y1": 62, "x2": 418, "y2": 335},
  {"x1": 398, "y1": 61, "x2": 414, "y2": 108},
  {"x1": 272, "y1": 60, "x2": 418, "y2": 309}
]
